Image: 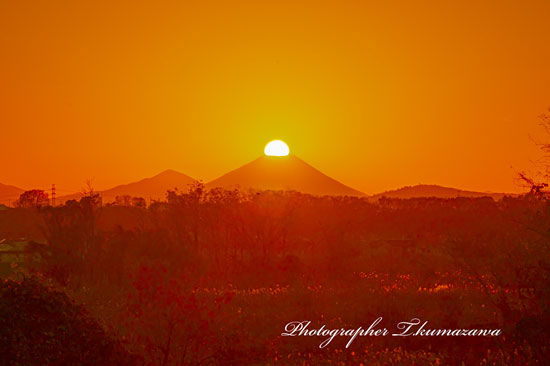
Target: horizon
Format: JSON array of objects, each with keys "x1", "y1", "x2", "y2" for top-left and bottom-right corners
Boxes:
[
  {"x1": 0, "y1": 154, "x2": 531, "y2": 197},
  {"x1": 1, "y1": 156, "x2": 523, "y2": 202}
]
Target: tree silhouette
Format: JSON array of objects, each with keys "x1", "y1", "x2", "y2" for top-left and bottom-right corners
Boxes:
[
  {"x1": 520, "y1": 107, "x2": 550, "y2": 196},
  {"x1": 16, "y1": 189, "x2": 49, "y2": 208}
]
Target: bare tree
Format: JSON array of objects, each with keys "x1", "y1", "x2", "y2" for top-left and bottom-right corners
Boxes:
[{"x1": 519, "y1": 107, "x2": 550, "y2": 196}]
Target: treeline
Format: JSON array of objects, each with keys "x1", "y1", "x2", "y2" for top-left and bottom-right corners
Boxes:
[{"x1": 0, "y1": 184, "x2": 549, "y2": 365}]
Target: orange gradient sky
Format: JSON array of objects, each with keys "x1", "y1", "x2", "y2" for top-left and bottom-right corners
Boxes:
[{"x1": 1, "y1": 0, "x2": 549, "y2": 195}]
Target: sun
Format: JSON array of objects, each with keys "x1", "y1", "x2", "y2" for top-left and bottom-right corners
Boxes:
[{"x1": 264, "y1": 140, "x2": 290, "y2": 156}]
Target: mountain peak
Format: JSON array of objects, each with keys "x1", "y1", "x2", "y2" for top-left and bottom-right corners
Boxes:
[
  {"x1": 57, "y1": 170, "x2": 197, "y2": 203},
  {"x1": 207, "y1": 155, "x2": 364, "y2": 196},
  {"x1": 152, "y1": 169, "x2": 193, "y2": 179}
]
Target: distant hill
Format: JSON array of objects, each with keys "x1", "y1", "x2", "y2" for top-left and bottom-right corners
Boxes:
[
  {"x1": 0, "y1": 183, "x2": 24, "y2": 205},
  {"x1": 58, "y1": 169, "x2": 197, "y2": 203},
  {"x1": 369, "y1": 184, "x2": 513, "y2": 201},
  {"x1": 207, "y1": 155, "x2": 364, "y2": 196}
]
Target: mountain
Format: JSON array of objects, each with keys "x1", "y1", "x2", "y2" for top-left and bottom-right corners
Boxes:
[
  {"x1": 58, "y1": 169, "x2": 197, "y2": 203},
  {"x1": 369, "y1": 184, "x2": 512, "y2": 201},
  {"x1": 207, "y1": 155, "x2": 364, "y2": 196},
  {"x1": 0, "y1": 182, "x2": 25, "y2": 205}
]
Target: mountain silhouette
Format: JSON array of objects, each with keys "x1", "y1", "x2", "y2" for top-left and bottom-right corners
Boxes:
[
  {"x1": 206, "y1": 155, "x2": 364, "y2": 196},
  {"x1": 369, "y1": 184, "x2": 512, "y2": 201},
  {"x1": 58, "y1": 169, "x2": 197, "y2": 203},
  {"x1": 0, "y1": 183, "x2": 24, "y2": 205}
]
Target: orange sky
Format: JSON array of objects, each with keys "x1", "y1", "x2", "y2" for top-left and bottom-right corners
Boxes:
[{"x1": 1, "y1": 0, "x2": 549, "y2": 195}]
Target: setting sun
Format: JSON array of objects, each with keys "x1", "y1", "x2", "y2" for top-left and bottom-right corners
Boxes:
[{"x1": 264, "y1": 140, "x2": 290, "y2": 156}]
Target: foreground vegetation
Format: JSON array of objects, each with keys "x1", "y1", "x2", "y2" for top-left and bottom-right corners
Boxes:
[{"x1": 1, "y1": 185, "x2": 549, "y2": 365}]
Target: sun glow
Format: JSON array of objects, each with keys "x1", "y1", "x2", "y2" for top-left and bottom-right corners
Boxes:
[{"x1": 264, "y1": 140, "x2": 290, "y2": 156}]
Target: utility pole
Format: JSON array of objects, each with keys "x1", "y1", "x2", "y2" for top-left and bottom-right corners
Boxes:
[{"x1": 51, "y1": 184, "x2": 56, "y2": 207}]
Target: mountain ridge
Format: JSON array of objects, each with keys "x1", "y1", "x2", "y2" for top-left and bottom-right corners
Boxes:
[
  {"x1": 57, "y1": 169, "x2": 197, "y2": 203},
  {"x1": 4, "y1": 171, "x2": 519, "y2": 206},
  {"x1": 368, "y1": 184, "x2": 514, "y2": 201},
  {"x1": 0, "y1": 183, "x2": 25, "y2": 205}
]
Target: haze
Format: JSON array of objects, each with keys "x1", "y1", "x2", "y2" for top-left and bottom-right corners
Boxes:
[{"x1": 1, "y1": 0, "x2": 549, "y2": 194}]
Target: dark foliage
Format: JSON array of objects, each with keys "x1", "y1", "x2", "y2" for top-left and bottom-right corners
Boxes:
[
  {"x1": 16, "y1": 189, "x2": 50, "y2": 209},
  {"x1": 1, "y1": 185, "x2": 550, "y2": 365},
  {"x1": 0, "y1": 277, "x2": 137, "y2": 366}
]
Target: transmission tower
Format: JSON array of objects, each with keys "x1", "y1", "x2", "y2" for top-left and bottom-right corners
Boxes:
[{"x1": 51, "y1": 184, "x2": 56, "y2": 207}]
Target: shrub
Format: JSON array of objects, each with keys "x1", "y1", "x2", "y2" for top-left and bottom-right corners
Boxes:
[{"x1": 0, "y1": 277, "x2": 137, "y2": 366}]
